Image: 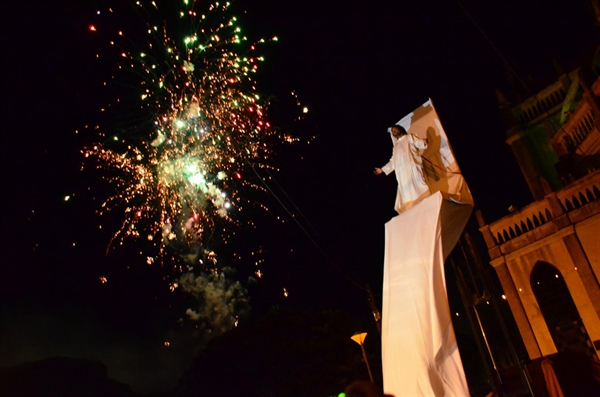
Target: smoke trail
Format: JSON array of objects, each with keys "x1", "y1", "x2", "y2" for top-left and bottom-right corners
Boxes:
[{"x1": 179, "y1": 268, "x2": 250, "y2": 337}]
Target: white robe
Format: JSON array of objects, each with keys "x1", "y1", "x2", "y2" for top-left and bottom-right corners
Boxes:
[{"x1": 381, "y1": 133, "x2": 430, "y2": 213}]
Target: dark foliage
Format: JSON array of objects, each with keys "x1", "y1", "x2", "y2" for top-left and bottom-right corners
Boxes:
[
  {"x1": 0, "y1": 357, "x2": 137, "y2": 397},
  {"x1": 170, "y1": 307, "x2": 381, "y2": 397}
]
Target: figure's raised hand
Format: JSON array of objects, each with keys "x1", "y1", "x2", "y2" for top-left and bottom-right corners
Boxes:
[{"x1": 373, "y1": 167, "x2": 383, "y2": 175}]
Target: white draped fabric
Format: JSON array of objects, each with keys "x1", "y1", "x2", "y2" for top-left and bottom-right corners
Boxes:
[{"x1": 381, "y1": 99, "x2": 474, "y2": 396}]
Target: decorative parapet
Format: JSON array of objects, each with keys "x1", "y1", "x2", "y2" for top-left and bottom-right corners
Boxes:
[
  {"x1": 511, "y1": 70, "x2": 579, "y2": 125},
  {"x1": 482, "y1": 171, "x2": 600, "y2": 254},
  {"x1": 488, "y1": 199, "x2": 554, "y2": 248},
  {"x1": 552, "y1": 95, "x2": 598, "y2": 157},
  {"x1": 556, "y1": 170, "x2": 600, "y2": 222}
]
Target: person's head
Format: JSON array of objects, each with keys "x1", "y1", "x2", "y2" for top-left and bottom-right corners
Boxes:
[{"x1": 391, "y1": 125, "x2": 407, "y2": 139}]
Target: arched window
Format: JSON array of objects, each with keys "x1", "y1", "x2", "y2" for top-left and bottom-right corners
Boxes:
[
  {"x1": 496, "y1": 232, "x2": 504, "y2": 245},
  {"x1": 530, "y1": 262, "x2": 595, "y2": 358},
  {"x1": 526, "y1": 217, "x2": 534, "y2": 231},
  {"x1": 515, "y1": 223, "x2": 523, "y2": 236},
  {"x1": 565, "y1": 199, "x2": 574, "y2": 212},
  {"x1": 585, "y1": 188, "x2": 595, "y2": 202},
  {"x1": 572, "y1": 195, "x2": 581, "y2": 209}
]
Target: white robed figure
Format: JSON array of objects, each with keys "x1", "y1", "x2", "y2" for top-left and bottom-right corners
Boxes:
[
  {"x1": 374, "y1": 125, "x2": 430, "y2": 213},
  {"x1": 375, "y1": 99, "x2": 474, "y2": 397}
]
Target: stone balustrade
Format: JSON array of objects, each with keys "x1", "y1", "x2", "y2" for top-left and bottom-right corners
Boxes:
[
  {"x1": 553, "y1": 99, "x2": 596, "y2": 155},
  {"x1": 511, "y1": 70, "x2": 579, "y2": 125},
  {"x1": 484, "y1": 171, "x2": 600, "y2": 252}
]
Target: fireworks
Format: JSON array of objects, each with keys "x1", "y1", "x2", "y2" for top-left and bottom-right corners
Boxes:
[{"x1": 83, "y1": 1, "x2": 288, "y2": 265}]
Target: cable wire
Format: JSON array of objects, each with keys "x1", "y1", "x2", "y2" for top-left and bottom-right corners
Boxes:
[
  {"x1": 456, "y1": 0, "x2": 589, "y2": 157},
  {"x1": 233, "y1": 139, "x2": 369, "y2": 292}
]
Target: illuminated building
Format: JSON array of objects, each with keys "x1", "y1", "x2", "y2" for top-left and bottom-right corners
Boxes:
[{"x1": 477, "y1": 49, "x2": 600, "y2": 363}]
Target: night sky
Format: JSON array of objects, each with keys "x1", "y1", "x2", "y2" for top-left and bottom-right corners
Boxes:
[{"x1": 1, "y1": 0, "x2": 598, "y2": 394}]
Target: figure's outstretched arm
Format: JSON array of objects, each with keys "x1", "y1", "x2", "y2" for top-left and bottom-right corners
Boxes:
[{"x1": 380, "y1": 159, "x2": 394, "y2": 175}]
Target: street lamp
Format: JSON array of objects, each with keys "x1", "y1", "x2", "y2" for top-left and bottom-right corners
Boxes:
[{"x1": 351, "y1": 331, "x2": 374, "y2": 382}]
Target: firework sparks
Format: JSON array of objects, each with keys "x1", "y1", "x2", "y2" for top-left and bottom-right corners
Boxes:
[{"x1": 83, "y1": 1, "x2": 287, "y2": 263}]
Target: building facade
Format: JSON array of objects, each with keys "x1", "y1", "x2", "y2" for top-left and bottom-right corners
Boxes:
[{"x1": 478, "y1": 50, "x2": 600, "y2": 362}]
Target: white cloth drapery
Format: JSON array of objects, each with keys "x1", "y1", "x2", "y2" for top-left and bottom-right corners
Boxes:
[
  {"x1": 381, "y1": 99, "x2": 474, "y2": 396},
  {"x1": 382, "y1": 192, "x2": 472, "y2": 396}
]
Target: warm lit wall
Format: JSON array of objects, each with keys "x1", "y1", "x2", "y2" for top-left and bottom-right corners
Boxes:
[
  {"x1": 575, "y1": 213, "x2": 600, "y2": 298},
  {"x1": 480, "y1": 171, "x2": 600, "y2": 360},
  {"x1": 489, "y1": 225, "x2": 600, "y2": 359}
]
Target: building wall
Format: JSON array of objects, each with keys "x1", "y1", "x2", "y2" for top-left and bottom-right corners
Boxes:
[
  {"x1": 479, "y1": 171, "x2": 600, "y2": 360},
  {"x1": 503, "y1": 71, "x2": 579, "y2": 200},
  {"x1": 577, "y1": 214, "x2": 600, "y2": 278},
  {"x1": 490, "y1": 222, "x2": 600, "y2": 359},
  {"x1": 479, "y1": 65, "x2": 600, "y2": 361}
]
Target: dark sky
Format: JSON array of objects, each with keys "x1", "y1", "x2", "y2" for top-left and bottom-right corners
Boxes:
[{"x1": 1, "y1": 0, "x2": 598, "y2": 393}]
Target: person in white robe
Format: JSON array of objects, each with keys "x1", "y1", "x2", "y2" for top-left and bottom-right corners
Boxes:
[{"x1": 374, "y1": 125, "x2": 430, "y2": 213}]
